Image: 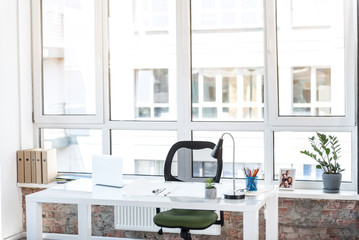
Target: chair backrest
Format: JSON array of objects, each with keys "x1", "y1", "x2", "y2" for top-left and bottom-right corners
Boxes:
[{"x1": 164, "y1": 141, "x2": 223, "y2": 183}]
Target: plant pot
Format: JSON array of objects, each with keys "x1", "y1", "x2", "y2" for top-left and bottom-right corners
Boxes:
[
  {"x1": 322, "y1": 173, "x2": 342, "y2": 193},
  {"x1": 205, "y1": 188, "x2": 217, "y2": 199}
]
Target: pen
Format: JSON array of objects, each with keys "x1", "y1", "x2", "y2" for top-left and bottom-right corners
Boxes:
[
  {"x1": 152, "y1": 188, "x2": 166, "y2": 194},
  {"x1": 164, "y1": 190, "x2": 172, "y2": 196},
  {"x1": 158, "y1": 188, "x2": 166, "y2": 194},
  {"x1": 152, "y1": 188, "x2": 160, "y2": 193}
]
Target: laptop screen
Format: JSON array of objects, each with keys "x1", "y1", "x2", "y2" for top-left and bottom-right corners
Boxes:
[{"x1": 92, "y1": 154, "x2": 123, "y2": 188}]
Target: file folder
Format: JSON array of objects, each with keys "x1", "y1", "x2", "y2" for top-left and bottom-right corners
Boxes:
[
  {"x1": 16, "y1": 150, "x2": 25, "y2": 183},
  {"x1": 35, "y1": 150, "x2": 42, "y2": 184},
  {"x1": 30, "y1": 150, "x2": 37, "y2": 183},
  {"x1": 24, "y1": 150, "x2": 32, "y2": 183},
  {"x1": 41, "y1": 149, "x2": 57, "y2": 184}
]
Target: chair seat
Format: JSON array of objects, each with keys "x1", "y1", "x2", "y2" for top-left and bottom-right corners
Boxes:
[{"x1": 153, "y1": 209, "x2": 218, "y2": 229}]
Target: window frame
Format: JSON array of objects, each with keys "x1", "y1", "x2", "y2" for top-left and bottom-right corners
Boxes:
[
  {"x1": 269, "y1": 0, "x2": 356, "y2": 127},
  {"x1": 32, "y1": 0, "x2": 104, "y2": 124},
  {"x1": 30, "y1": 0, "x2": 358, "y2": 191}
]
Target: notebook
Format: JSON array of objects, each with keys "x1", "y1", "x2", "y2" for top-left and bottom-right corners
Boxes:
[{"x1": 92, "y1": 154, "x2": 123, "y2": 188}]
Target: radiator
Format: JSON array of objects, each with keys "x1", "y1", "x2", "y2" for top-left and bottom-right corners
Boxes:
[{"x1": 114, "y1": 206, "x2": 221, "y2": 235}]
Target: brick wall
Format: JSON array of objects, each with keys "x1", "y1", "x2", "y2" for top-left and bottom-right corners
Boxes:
[{"x1": 22, "y1": 188, "x2": 359, "y2": 239}]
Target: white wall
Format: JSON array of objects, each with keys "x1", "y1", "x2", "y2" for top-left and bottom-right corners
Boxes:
[{"x1": 0, "y1": 0, "x2": 33, "y2": 238}]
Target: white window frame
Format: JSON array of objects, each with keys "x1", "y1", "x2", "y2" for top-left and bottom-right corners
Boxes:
[
  {"x1": 29, "y1": 0, "x2": 357, "y2": 191},
  {"x1": 32, "y1": 0, "x2": 104, "y2": 124},
  {"x1": 268, "y1": 0, "x2": 356, "y2": 127}
]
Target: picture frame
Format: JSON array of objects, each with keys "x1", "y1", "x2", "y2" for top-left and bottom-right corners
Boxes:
[{"x1": 279, "y1": 168, "x2": 296, "y2": 190}]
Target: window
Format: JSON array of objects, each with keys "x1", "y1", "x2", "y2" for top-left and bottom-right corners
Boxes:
[
  {"x1": 274, "y1": 132, "x2": 352, "y2": 182},
  {"x1": 111, "y1": 130, "x2": 176, "y2": 176},
  {"x1": 277, "y1": 0, "x2": 345, "y2": 117},
  {"x1": 109, "y1": 0, "x2": 176, "y2": 121},
  {"x1": 32, "y1": 0, "x2": 357, "y2": 190},
  {"x1": 41, "y1": 0, "x2": 96, "y2": 115},
  {"x1": 42, "y1": 128, "x2": 102, "y2": 173},
  {"x1": 42, "y1": 0, "x2": 96, "y2": 115},
  {"x1": 33, "y1": 0, "x2": 103, "y2": 124},
  {"x1": 191, "y1": 0, "x2": 265, "y2": 122}
]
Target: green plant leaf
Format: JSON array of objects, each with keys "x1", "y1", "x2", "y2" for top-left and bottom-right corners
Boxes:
[{"x1": 300, "y1": 132, "x2": 343, "y2": 173}]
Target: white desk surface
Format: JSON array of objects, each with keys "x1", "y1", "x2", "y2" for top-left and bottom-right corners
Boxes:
[
  {"x1": 26, "y1": 178, "x2": 277, "y2": 212},
  {"x1": 26, "y1": 179, "x2": 279, "y2": 240}
]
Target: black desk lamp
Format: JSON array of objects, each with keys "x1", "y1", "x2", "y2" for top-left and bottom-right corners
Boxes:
[{"x1": 211, "y1": 133, "x2": 244, "y2": 200}]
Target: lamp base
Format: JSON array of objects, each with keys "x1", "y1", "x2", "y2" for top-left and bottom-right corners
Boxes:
[{"x1": 224, "y1": 193, "x2": 245, "y2": 200}]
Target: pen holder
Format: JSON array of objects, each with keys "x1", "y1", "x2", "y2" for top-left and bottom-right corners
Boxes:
[{"x1": 246, "y1": 176, "x2": 258, "y2": 191}]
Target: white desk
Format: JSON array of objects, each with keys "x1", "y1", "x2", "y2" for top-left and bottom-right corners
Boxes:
[{"x1": 26, "y1": 179, "x2": 278, "y2": 240}]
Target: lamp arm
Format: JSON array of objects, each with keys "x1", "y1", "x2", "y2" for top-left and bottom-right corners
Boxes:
[{"x1": 221, "y1": 133, "x2": 236, "y2": 194}]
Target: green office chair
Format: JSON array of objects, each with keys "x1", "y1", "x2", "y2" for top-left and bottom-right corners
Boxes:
[{"x1": 153, "y1": 141, "x2": 224, "y2": 240}]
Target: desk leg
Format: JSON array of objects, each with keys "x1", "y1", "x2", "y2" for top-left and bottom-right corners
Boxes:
[
  {"x1": 243, "y1": 210, "x2": 259, "y2": 240},
  {"x1": 26, "y1": 201, "x2": 43, "y2": 239},
  {"x1": 265, "y1": 192, "x2": 278, "y2": 240},
  {"x1": 78, "y1": 204, "x2": 91, "y2": 240}
]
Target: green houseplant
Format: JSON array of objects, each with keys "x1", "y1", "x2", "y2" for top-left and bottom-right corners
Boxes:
[
  {"x1": 300, "y1": 132, "x2": 344, "y2": 193},
  {"x1": 205, "y1": 178, "x2": 216, "y2": 199}
]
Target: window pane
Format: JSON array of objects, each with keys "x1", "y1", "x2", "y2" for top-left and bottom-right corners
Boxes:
[
  {"x1": 316, "y1": 68, "x2": 331, "y2": 102},
  {"x1": 192, "y1": 73, "x2": 199, "y2": 103},
  {"x1": 192, "y1": 148, "x2": 218, "y2": 178},
  {"x1": 42, "y1": 129, "x2": 102, "y2": 172},
  {"x1": 153, "y1": 69, "x2": 169, "y2": 103},
  {"x1": 274, "y1": 132, "x2": 351, "y2": 181},
  {"x1": 222, "y1": 76, "x2": 237, "y2": 104},
  {"x1": 291, "y1": 0, "x2": 331, "y2": 27},
  {"x1": 203, "y1": 76, "x2": 216, "y2": 102},
  {"x1": 193, "y1": 131, "x2": 264, "y2": 179},
  {"x1": 277, "y1": 0, "x2": 345, "y2": 116},
  {"x1": 109, "y1": 0, "x2": 176, "y2": 121},
  {"x1": 293, "y1": 67, "x2": 311, "y2": 104},
  {"x1": 111, "y1": 130, "x2": 176, "y2": 175},
  {"x1": 135, "y1": 69, "x2": 170, "y2": 119},
  {"x1": 42, "y1": 0, "x2": 96, "y2": 115},
  {"x1": 191, "y1": 0, "x2": 264, "y2": 121}
]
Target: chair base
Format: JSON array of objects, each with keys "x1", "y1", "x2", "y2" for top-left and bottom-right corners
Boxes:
[{"x1": 180, "y1": 229, "x2": 192, "y2": 240}]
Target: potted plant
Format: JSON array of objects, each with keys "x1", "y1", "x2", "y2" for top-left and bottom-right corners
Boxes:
[
  {"x1": 300, "y1": 132, "x2": 344, "y2": 193},
  {"x1": 205, "y1": 178, "x2": 217, "y2": 199}
]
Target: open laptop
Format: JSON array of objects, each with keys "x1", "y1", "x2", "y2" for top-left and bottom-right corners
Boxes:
[{"x1": 92, "y1": 154, "x2": 123, "y2": 188}]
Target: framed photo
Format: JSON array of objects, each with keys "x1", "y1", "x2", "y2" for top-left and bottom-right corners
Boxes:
[{"x1": 279, "y1": 168, "x2": 296, "y2": 190}]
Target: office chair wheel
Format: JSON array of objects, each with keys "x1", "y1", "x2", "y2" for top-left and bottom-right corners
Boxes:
[{"x1": 180, "y1": 229, "x2": 192, "y2": 240}]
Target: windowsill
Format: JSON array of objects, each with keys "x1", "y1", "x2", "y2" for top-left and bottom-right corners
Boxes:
[
  {"x1": 17, "y1": 182, "x2": 57, "y2": 189},
  {"x1": 278, "y1": 188, "x2": 359, "y2": 201}
]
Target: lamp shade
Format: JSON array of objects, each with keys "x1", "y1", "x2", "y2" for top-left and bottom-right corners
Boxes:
[{"x1": 211, "y1": 138, "x2": 223, "y2": 159}]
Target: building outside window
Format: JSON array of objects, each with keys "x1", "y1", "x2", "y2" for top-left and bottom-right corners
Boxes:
[
  {"x1": 135, "y1": 69, "x2": 170, "y2": 119},
  {"x1": 291, "y1": 67, "x2": 332, "y2": 116},
  {"x1": 192, "y1": 68, "x2": 264, "y2": 120},
  {"x1": 32, "y1": 0, "x2": 357, "y2": 190}
]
